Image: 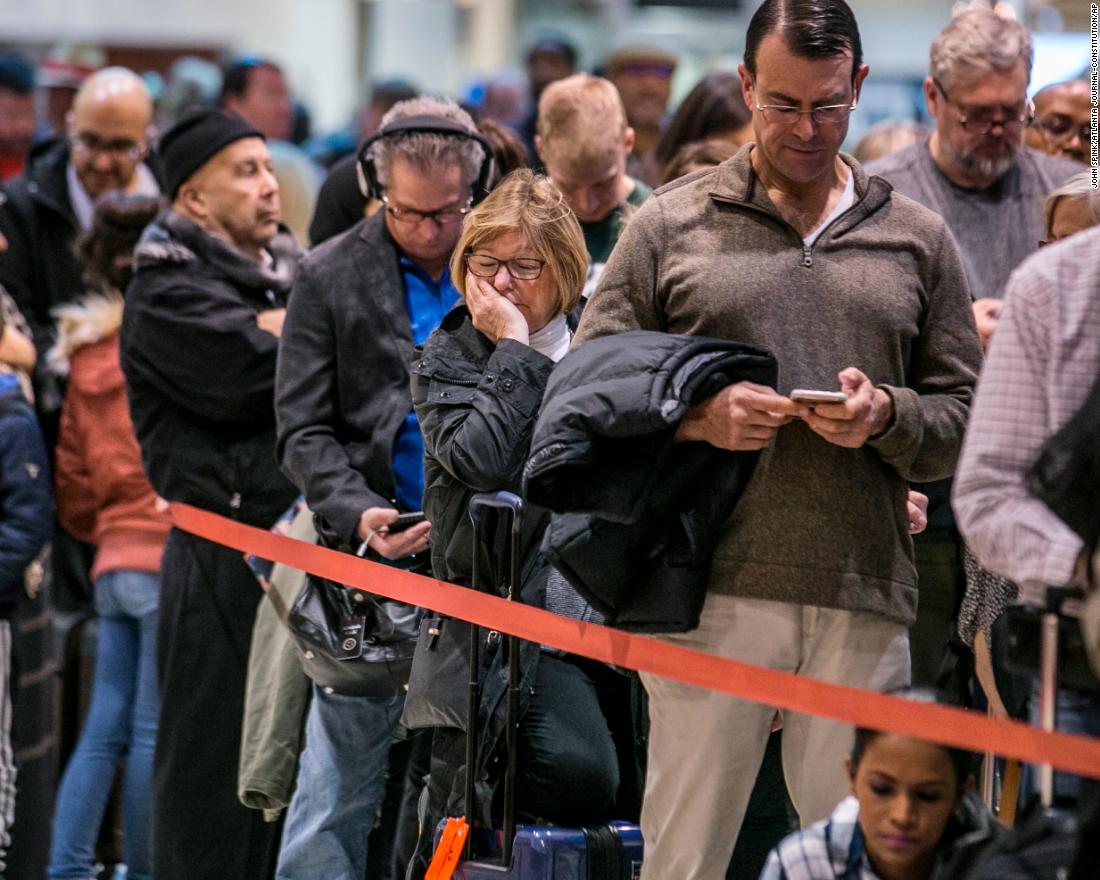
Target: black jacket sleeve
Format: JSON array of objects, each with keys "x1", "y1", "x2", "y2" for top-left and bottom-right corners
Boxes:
[
  {"x1": 413, "y1": 336, "x2": 554, "y2": 493},
  {"x1": 0, "y1": 406, "x2": 53, "y2": 606}
]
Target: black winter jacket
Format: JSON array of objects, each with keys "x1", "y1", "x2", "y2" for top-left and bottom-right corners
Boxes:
[
  {"x1": 412, "y1": 305, "x2": 556, "y2": 597},
  {"x1": 0, "y1": 140, "x2": 84, "y2": 348},
  {"x1": 410, "y1": 305, "x2": 577, "y2": 828},
  {"x1": 411, "y1": 305, "x2": 552, "y2": 746},
  {"x1": 523, "y1": 331, "x2": 778, "y2": 632},
  {"x1": 121, "y1": 210, "x2": 300, "y2": 529},
  {"x1": 0, "y1": 385, "x2": 53, "y2": 614},
  {"x1": 276, "y1": 211, "x2": 421, "y2": 547}
]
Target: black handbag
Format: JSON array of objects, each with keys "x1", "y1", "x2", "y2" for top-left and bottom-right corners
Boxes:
[
  {"x1": 401, "y1": 615, "x2": 474, "y2": 730},
  {"x1": 287, "y1": 559, "x2": 422, "y2": 697}
]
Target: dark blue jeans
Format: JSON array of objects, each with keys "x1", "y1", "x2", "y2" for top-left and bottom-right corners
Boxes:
[
  {"x1": 48, "y1": 570, "x2": 160, "y2": 880},
  {"x1": 276, "y1": 684, "x2": 405, "y2": 880}
]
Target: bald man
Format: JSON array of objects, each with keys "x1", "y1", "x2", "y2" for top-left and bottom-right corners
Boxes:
[
  {"x1": 1026, "y1": 79, "x2": 1093, "y2": 165},
  {"x1": 0, "y1": 66, "x2": 160, "y2": 375}
]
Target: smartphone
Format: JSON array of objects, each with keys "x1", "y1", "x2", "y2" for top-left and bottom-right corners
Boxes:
[
  {"x1": 790, "y1": 389, "x2": 849, "y2": 406},
  {"x1": 383, "y1": 511, "x2": 427, "y2": 534}
]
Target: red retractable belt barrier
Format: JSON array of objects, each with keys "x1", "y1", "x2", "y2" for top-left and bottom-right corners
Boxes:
[{"x1": 170, "y1": 502, "x2": 1100, "y2": 780}]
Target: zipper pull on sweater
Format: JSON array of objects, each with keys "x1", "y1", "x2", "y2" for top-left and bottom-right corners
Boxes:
[{"x1": 802, "y1": 245, "x2": 813, "y2": 268}]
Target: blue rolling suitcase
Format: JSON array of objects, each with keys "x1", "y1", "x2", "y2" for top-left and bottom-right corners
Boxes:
[{"x1": 435, "y1": 491, "x2": 644, "y2": 880}]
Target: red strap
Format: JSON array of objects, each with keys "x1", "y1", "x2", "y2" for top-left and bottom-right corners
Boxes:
[{"x1": 171, "y1": 502, "x2": 1100, "y2": 780}]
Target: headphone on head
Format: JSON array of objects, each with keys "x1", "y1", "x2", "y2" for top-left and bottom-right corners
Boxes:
[{"x1": 356, "y1": 115, "x2": 496, "y2": 206}]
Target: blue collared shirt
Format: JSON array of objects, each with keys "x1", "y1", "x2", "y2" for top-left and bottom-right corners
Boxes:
[{"x1": 391, "y1": 257, "x2": 460, "y2": 512}]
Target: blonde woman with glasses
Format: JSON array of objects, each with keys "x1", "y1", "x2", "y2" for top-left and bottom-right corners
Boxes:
[{"x1": 406, "y1": 168, "x2": 637, "y2": 872}]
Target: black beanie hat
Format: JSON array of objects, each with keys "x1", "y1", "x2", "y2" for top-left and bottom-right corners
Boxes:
[{"x1": 157, "y1": 108, "x2": 264, "y2": 199}]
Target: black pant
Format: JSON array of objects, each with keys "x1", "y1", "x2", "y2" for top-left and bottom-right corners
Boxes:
[
  {"x1": 726, "y1": 730, "x2": 797, "y2": 880},
  {"x1": 911, "y1": 536, "x2": 965, "y2": 688},
  {"x1": 153, "y1": 529, "x2": 282, "y2": 880},
  {"x1": 511, "y1": 653, "x2": 620, "y2": 824},
  {"x1": 408, "y1": 653, "x2": 626, "y2": 875}
]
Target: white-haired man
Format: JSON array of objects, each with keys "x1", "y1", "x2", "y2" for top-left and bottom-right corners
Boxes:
[{"x1": 868, "y1": 8, "x2": 1080, "y2": 345}]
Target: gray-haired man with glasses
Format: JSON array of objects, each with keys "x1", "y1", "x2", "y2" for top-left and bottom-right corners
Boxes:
[
  {"x1": 866, "y1": 8, "x2": 1080, "y2": 696},
  {"x1": 868, "y1": 9, "x2": 1080, "y2": 339},
  {"x1": 274, "y1": 96, "x2": 486, "y2": 880},
  {"x1": 572, "y1": 2, "x2": 981, "y2": 877}
]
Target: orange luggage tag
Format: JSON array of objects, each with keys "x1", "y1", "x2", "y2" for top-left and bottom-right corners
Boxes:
[{"x1": 424, "y1": 816, "x2": 470, "y2": 880}]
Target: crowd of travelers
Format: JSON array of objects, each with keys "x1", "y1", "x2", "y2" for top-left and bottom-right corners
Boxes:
[{"x1": 0, "y1": 1, "x2": 1097, "y2": 879}]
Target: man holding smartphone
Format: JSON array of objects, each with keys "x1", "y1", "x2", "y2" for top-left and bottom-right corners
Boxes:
[
  {"x1": 572, "y1": 2, "x2": 982, "y2": 878},
  {"x1": 273, "y1": 97, "x2": 486, "y2": 880}
]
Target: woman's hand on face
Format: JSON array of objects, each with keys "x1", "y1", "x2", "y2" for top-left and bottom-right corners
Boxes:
[{"x1": 465, "y1": 271, "x2": 529, "y2": 345}]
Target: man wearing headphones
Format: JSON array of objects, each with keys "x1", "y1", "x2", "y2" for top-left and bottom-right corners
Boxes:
[{"x1": 274, "y1": 97, "x2": 491, "y2": 880}]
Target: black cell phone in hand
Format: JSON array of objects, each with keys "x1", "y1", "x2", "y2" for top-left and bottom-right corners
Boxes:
[{"x1": 384, "y1": 511, "x2": 426, "y2": 534}]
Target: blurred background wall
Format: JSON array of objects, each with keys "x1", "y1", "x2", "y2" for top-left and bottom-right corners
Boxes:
[{"x1": 0, "y1": 0, "x2": 1093, "y2": 136}]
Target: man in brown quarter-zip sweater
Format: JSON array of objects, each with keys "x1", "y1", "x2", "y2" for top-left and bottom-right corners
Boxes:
[{"x1": 572, "y1": 2, "x2": 982, "y2": 878}]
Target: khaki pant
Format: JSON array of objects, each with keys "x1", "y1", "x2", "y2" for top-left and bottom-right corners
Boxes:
[{"x1": 639, "y1": 594, "x2": 910, "y2": 880}]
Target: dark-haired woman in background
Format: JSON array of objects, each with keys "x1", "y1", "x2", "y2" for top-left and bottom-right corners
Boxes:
[
  {"x1": 47, "y1": 194, "x2": 169, "y2": 880},
  {"x1": 653, "y1": 71, "x2": 753, "y2": 175}
]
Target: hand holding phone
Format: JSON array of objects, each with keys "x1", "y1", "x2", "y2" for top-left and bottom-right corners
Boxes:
[
  {"x1": 675, "y1": 381, "x2": 802, "y2": 452},
  {"x1": 357, "y1": 508, "x2": 431, "y2": 560},
  {"x1": 790, "y1": 389, "x2": 849, "y2": 406},
  {"x1": 381, "y1": 511, "x2": 426, "y2": 534},
  {"x1": 799, "y1": 368, "x2": 894, "y2": 449}
]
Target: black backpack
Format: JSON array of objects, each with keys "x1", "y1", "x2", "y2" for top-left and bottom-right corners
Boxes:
[{"x1": 964, "y1": 803, "x2": 1078, "y2": 880}]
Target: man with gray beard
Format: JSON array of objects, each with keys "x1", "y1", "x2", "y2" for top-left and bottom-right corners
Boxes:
[
  {"x1": 867, "y1": 7, "x2": 1079, "y2": 692},
  {"x1": 868, "y1": 8, "x2": 1078, "y2": 347}
]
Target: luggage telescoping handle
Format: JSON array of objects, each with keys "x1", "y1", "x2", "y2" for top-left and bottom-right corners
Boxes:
[
  {"x1": 1038, "y1": 584, "x2": 1084, "y2": 807},
  {"x1": 466, "y1": 491, "x2": 525, "y2": 865}
]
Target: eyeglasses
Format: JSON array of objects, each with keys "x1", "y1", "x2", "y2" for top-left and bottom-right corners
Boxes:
[
  {"x1": 1032, "y1": 115, "x2": 1093, "y2": 145},
  {"x1": 750, "y1": 80, "x2": 857, "y2": 127},
  {"x1": 933, "y1": 78, "x2": 1033, "y2": 135},
  {"x1": 381, "y1": 194, "x2": 471, "y2": 226},
  {"x1": 70, "y1": 132, "x2": 146, "y2": 162},
  {"x1": 463, "y1": 252, "x2": 546, "y2": 281},
  {"x1": 753, "y1": 99, "x2": 857, "y2": 127}
]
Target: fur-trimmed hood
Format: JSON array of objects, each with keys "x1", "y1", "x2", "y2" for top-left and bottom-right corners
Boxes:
[
  {"x1": 133, "y1": 208, "x2": 299, "y2": 298},
  {"x1": 48, "y1": 293, "x2": 124, "y2": 375}
]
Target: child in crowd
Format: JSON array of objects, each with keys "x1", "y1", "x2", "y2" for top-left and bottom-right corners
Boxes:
[
  {"x1": 0, "y1": 226, "x2": 52, "y2": 875},
  {"x1": 761, "y1": 688, "x2": 1001, "y2": 880}
]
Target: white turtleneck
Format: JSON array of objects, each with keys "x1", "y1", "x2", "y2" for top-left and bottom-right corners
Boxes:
[{"x1": 526, "y1": 313, "x2": 571, "y2": 363}]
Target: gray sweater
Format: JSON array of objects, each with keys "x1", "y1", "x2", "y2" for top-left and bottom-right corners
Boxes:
[
  {"x1": 867, "y1": 141, "x2": 1082, "y2": 301},
  {"x1": 573, "y1": 145, "x2": 983, "y2": 626}
]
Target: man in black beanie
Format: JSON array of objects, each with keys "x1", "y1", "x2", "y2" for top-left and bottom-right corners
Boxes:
[{"x1": 120, "y1": 107, "x2": 300, "y2": 880}]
